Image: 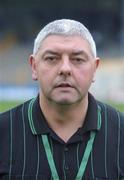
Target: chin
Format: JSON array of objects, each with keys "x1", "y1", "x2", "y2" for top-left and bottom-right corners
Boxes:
[
  {"x1": 48, "y1": 94, "x2": 82, "y2": 105},
  {"x1": 54, "y1": 98, "x2": 81, "y2": 105}
]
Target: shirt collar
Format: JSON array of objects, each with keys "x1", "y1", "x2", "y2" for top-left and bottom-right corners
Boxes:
[
  {"x1": 28, "y1": 95, "x2": 51, "y2": 135},
  {"x1": 77, "y1": 93, "x2": 100, "y2": 135},
  {"x1": 28, "y1": 93, "x2": 100, "y2": 135}
]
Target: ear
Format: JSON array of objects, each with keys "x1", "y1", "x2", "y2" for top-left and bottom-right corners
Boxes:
[
  {"x1": 95, "y1": 57, "x2": 100, "y2": 70},
  {"x1": 28, "y1": 55, "x2": 38, "y2": 81},
  {"x1": 92, "y1": 57, "x2": 100, "y2": 83}
]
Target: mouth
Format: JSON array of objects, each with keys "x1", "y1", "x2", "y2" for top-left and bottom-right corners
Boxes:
[{"x1": 55, "y1": 83, "x2": 73, "y2": 88}]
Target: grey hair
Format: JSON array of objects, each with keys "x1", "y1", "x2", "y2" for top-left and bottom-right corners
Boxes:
[{"x1": 33, "y1": 19, "x2": 97, "y2": 58}]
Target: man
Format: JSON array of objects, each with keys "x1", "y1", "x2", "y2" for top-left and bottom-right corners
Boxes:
[{"x1": 0, "y1": 19, "x2": 124, "y2": 180}]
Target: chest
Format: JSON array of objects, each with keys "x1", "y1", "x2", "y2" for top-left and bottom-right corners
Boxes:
[{"x1": 1, "y1": 130, "x2": 121, "y2": 180}]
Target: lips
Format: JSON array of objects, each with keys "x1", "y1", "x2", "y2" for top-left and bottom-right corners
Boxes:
[{"x1": 55, "y1": 83, "x2": 73, "y2": 88}]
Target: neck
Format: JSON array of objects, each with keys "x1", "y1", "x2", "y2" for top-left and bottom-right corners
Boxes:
[{"x1": 39, "y1": 94, "x2": 88, "y2": 142}]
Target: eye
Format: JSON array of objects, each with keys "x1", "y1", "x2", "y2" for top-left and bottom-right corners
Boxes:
[
  {"x1": 75, "y1": 58, "x2": 83, "y2": 62},
  {"x1": 44, "y1": 56, "x2": 59, "y2": 64},
  {"x1": 72, "y1": 57, "x2": 86, "y2": 64},
  {"x1": 45, "y1": 56, "x2": 55, "y2": 61}
]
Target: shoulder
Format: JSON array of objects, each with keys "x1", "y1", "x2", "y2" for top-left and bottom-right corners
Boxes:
[
  {"x1": 97, "y1": 101, "x2": 124, "y2": 128},
  {"x1": 98, "y1": 101, "x2": 124, "y2": 118},
  {"x1": 0, "y1": 99, "x2": 32, "y2": 128}
]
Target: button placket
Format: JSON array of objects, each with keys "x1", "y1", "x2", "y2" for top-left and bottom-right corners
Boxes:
[{"x1": 64, "y1": 146, "x2": 69, "y2": 171}]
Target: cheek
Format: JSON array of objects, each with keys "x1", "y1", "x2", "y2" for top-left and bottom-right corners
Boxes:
[
  {"x1": 78, "y1": 65, "x2": 94, "y2": 77},
  {"x1": 37, "y1": 67, "x2": 56, "y2": 86},
  {"x1": 75, "y1": 66, "x2": 95, "y2": 85}
]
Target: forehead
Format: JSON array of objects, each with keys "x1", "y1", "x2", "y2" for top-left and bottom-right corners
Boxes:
[{"x1": 39, "y1": 35, "x2": 92, "y2": 55}]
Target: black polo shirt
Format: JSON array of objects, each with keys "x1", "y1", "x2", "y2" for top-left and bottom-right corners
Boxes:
[{"x1": 0, "y1": 93, "x2": 124, "y2": 179}]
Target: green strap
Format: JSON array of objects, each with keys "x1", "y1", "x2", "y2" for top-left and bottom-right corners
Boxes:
[
  {"x1": 75, "y1": 131, "x2": 95, "y2": 179},
  {"x1": 28, "y1": 98, "x2": 102, "y2": 180},
  {"x1": 41, "y1": 106, "x2": 101, "y2": 180},
  {"x1": 42, "y1": 135, "x2": 59, "y2": 180},
  {"x1": 42, "y1": 131, "x2": 96, "y2": 180}
]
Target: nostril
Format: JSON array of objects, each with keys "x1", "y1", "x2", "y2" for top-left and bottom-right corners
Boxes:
[{"x1": 59, "y1": 70, "x2": 71, "y2": 76}]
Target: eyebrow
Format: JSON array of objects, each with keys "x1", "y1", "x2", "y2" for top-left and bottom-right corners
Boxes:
[
  {"x1": 42, "y1": 50, "x2": 90, "y2": 59},
  {"x1": 42, "y1": 50, "x2": 60, "y2": 56},
  {"x1": 71, "y1": 50, "x2": 90, "y2": 59}
]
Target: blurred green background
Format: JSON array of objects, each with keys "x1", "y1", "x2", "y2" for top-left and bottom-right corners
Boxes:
[{"x1": 0, "y1": 101, "x2": 124, "y2": 113}]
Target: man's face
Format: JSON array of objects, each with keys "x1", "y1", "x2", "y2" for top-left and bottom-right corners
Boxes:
[{"x1": 29, "y1": 35, "x2": 99, "y2": 105}]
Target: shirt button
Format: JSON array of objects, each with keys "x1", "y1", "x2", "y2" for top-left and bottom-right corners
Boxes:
[
  {"x1": 64, "y1": 166, "x2": 69, "y2": 170},
  {"x1": 64, "y1": 147, "x2": 68, "y2": 152}
]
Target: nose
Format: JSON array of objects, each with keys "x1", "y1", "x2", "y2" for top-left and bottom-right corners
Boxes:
[{"x1": 58, "y1": 56, "x2": 72, "y2": 76}]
